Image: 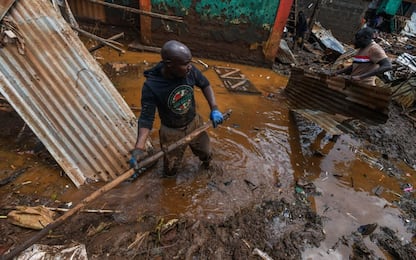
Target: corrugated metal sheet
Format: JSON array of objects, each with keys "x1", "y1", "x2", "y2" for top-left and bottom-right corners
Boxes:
[
  {"x1": 0, "y1": 0, "x2": 16, "y2": 21},
  {"x1": 284, "y1": 68, "x2": 391, "y2": 124},
  {"x1": 291, "y1": 109, "x2": 351, "y2": 136},
  {"x1": 67, "y1": 0, "x2": 106, "y2": 22},
  {"x1": 0, "y1": 0, "x2": 137, "y2": 188},
  {"x1": 311, "y1": 22, "x2": 345, "y2": 54},
  {"x1": 276, "y1": 39, "x2": 296, "y2": 65}
]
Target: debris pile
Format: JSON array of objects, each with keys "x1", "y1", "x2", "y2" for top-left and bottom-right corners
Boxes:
[{"x1": 276, "y1": 22, "x2": 416, "y2": 121}]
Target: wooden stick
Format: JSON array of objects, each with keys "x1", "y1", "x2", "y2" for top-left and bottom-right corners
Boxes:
[
  {"x1": 1, "y1": 110, "x2": 232, "y2": 260},
  {"x1": 0, "y1": 168, "x2": 29, "y2": 187},
  {"x1": 220, "y1": 68, "x2": 240, "y2": 78},
  {"x1": 128, "y1": 42, "x2": 161, "y2": 53},
  {"x1": 71, "y1": 26, "x2": 125, "y2": 54},
  {"x1": 2, "y1": 206, "x2": 121, "y2": 214},
  {"x1": 48, "y1": 207, "x2": 121, "y2": 214},
  {"x1": 87, "y1": 0, "x2": 183, "y2": 23},
  {"x1": 62, "y1": 0, "x2": 79, "y2": 29},
  {"x1": 230, "y1": 80, "x2": 247, "y2": 89},
  {"x1": 88, "y1": 32, "x2": 124, "y2": 53}
]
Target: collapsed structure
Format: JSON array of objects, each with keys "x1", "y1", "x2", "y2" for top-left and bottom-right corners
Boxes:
[{"x1": 0, "y1": 0, "x2": 141, "y2": 188}]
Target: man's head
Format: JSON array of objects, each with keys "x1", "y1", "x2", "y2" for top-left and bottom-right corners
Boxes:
[
  {"x1": 161, "y1": 40, "x2": 192, "y2": 78},
  {"x1": 354, "y1": 27, "x2": 374, "y2": 49}
]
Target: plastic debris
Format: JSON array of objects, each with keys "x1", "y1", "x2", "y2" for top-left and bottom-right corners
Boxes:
[
  {"x1": 403, "y1": 184, "x2": 413, "y2": 192},
  {"x1": 17, "y1": 242, "x2": 87, "y2": 260},
  {"x1": 252, "y1": 248, "x2": 273, "y2": 260}
]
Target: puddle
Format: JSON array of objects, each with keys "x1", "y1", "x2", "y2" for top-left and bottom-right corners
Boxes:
[
  {"x1": 301, "y1": 134, "x2": 413, "y2": 258},
  {"x1": 0, "y1": 46, "x2": 414, "y2": 259}
]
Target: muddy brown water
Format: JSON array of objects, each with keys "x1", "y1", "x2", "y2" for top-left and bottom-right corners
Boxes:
[{"x1": 0, "y1": 47, "x2": 415, "y2": 259}]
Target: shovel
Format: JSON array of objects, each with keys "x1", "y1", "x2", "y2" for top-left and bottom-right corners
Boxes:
[{"x1": 1, "y1": 109, "x2": 232, "y2": 260}]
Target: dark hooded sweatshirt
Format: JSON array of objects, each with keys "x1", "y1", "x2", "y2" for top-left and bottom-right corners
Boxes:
[{"x1": 138, "y1": 62, "x2": 210, "y2": 129}]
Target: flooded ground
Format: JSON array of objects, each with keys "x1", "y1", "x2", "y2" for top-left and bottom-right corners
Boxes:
[{"x1": 0, "y1": 45, "x2": 415, "y2": 259}]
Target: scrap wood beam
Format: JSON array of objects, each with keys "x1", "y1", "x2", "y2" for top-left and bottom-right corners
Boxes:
[
  {"x1": 128, "y1": 42, "x2": 161, "y2": 53},
  {"x1": 71, "y1": 26, "x2": 125, "y2": 54},
  {"x1": 1, "y1": 110, "x2": 232, "y2": 260},
  {"x1": 87, "y1": 0, "x2": 183, "y2": 23},
  {"x1": 3, "y1": 206, "x2": 121, "y2": 214},
  {"x1": 88, "y1": 32, "x2": 124, "y2": 53}
]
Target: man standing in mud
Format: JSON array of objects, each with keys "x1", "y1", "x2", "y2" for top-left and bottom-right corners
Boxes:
[
  {"x1": 332, "y1": 27, "x2": 392, "y2": 86},
  {"x1": 130, "y1": 40, "x2": 224, "y2": 177}
]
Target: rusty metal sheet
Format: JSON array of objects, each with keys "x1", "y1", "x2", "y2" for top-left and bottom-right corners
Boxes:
[
  {"x1": 67, "y1": 0, "x2": 106, "y2": 22},
  {"x1": 311, "y1": 22, "x2": 345, "y2": 54},
  {"x1": 0, "y1": 0, "x2": 16, "y2": 21},
  {"x1": 284, "y1": 68, "x2": 391, "y2": 124},
  {"x1": 291, "y1": 109, "x2": 351, "y2": 136},
  {"x1": 0, "y1": 0, "x2": 137, "y2": 188}
]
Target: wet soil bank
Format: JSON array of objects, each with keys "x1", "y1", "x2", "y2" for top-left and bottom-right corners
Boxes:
[
  {"x1": 1, "y1": 99, "x2": 415, "y2": 259},
  {"x1": 35, "y1": 196, "x2": 324, "y2": 259},
  {"x1": 1, "y1": 48, "x2": 416, "y2": 259},
  {"x1": 351, "y1": 102, "x2": 416, "y2": 247}
]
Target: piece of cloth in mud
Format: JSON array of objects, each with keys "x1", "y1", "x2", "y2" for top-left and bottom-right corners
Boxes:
[{"x1": 7, "y1": 206, "x2": 55, "y2": 230}]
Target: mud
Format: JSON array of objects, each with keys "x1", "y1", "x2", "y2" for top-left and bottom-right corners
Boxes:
[
  {"x1": 29, "y1": 197, "x2": 323, "y2": 259},
  {"x1": 355, "y1": 103, "x2": 416, "y2": 174}
]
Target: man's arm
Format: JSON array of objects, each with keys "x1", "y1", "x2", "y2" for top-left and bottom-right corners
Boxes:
[
  {"x1": 134, "y1": 127, "x2": 151, "y2": 150},
  {"x1": 134, "y1": 84, "x2": 156, "y2": 150},
  {"x1": 334, "y1": 65, "x2": 353, "y2": 76},
  {"x1": 201, "y1": 85, "x2": 218, "y2": 110},
  {"x1": 353, "y1": 58, "x2": 392, "y2": 80},
  {"x1": 201, "y1": 85, "x2": 224, "y2": 128}
]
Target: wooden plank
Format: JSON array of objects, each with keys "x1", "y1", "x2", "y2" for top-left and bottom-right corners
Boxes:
[{"x1": 87, "y1": 0, "x2": 183, "y2": 23}]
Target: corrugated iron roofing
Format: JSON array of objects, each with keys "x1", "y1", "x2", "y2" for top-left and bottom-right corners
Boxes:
[
  {"x1": 0, "y1": 0, "x2": 137, "y2": 187},
  {"x1": 291, "y1": 109, "x2": 351, "y2": 136},
  {"x1": 67, "y1": 0, "x2": 106, "y2": 22},
  {"x1": 285, "y1": 68, "x2": 391, "y2": 124}
]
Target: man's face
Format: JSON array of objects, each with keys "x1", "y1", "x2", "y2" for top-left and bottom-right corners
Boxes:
[{"x1": 166, "y1": 56, "x2": 192, "y2": 78}]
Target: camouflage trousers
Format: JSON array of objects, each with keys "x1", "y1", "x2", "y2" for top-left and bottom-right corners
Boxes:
[{"x1": 159, "y1": 114, "x2": 211, "y2": 176}]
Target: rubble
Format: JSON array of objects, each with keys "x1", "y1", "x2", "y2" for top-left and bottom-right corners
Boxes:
[{"x1": 276, "y1": 21, "x2": 416, "y2": 115}]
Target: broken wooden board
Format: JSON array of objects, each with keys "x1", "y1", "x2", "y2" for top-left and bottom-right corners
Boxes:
[{"x1": 214, "y1": 66, "x2": 261, "y2": 95}]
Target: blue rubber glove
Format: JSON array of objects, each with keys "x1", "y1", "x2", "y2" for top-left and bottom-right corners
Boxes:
[
  {"x1": 129, "y1": 148, "x2": 146, "y2": 170},
  {"x1": 210, "y1": 109, "x2": 223, "y2": 128}
]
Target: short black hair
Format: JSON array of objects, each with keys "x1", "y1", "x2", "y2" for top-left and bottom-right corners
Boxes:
[
  {"x1": 355, "y1": 27, "x2": 374, "y2": 40},
  {"x1": 161, "y1": 40, "x2": 192, "y2": 63}
]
